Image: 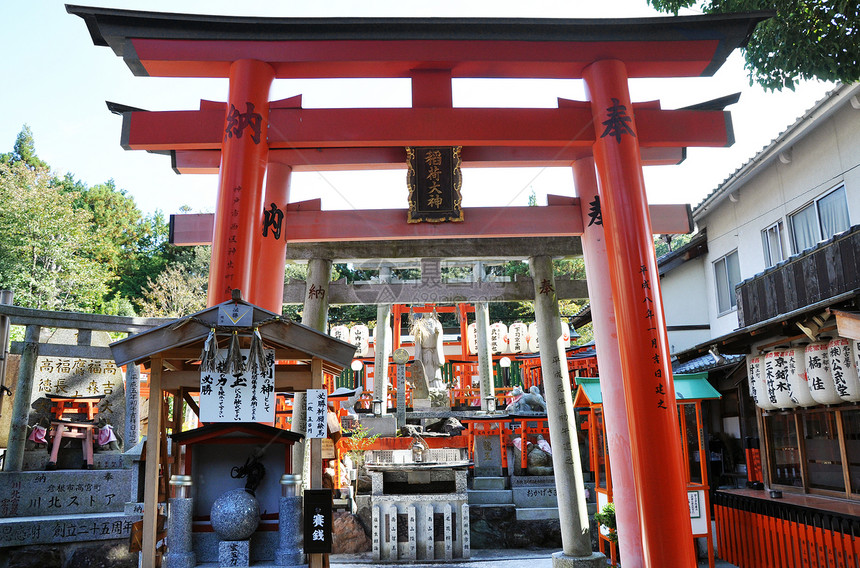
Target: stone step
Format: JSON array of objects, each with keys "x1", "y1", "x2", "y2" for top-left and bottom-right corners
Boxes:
[
  {"x1": 471, "y1": 476, "x2": 507, "y2": 490},
  {"x1": 467, "y1": 489, "x2": 513, "y2": 505},
  {"x1": 0, "y1": 511, "x2": 135, "y2": 548},
  {"x1": 515, "y1": 507, "x2": 560, "y2": 521},
  {"x1": 512, "y1": 486, "x2": 558, "y2": 508}
]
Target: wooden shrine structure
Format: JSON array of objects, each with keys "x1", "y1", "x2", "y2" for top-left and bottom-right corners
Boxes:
[{"x1": 69, "y1": 5, "x2": 766, "y2": 566}]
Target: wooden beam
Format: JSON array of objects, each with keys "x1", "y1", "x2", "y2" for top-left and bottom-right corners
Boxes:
[
  {"x1": 142, "y1": 356, "x2": 162, "y2": 568},
  {"x1": 170, "y1": 145, "x2": 684, "y2": 173},
  {"x1": 122, "y1": 107, "x2": 732, "y2": 152},
  {"x1": 309, "y1": 356, "x2": 325, "y2": 568},
  {"x1": 170, "y1": 203, "x2": 692, "y2": 247},
  {"x1": 832, "y1": 310, "x2": 860, "y2": 341}
]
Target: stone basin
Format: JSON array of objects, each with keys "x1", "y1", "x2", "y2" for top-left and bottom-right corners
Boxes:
[{"x1": 365, "y1": 460, "x2": 471, "y2": 472}]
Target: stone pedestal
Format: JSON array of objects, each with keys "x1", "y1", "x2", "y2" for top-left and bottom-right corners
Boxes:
[
  {"x1": 552, "y1": 550, "x2": 607, "y2": 568},
  {"x1": 163, "y1": 497, "x2": 195, "y2": 568},
  {"x1": 360, "y1": 414, "x2": 397, "y2": 437},
  {"x1": 275, "y1": 495, "x2": 303, "y2": 566},
  {"x1": 218, "y1": 539, "x2": 250, "y2": 567}
]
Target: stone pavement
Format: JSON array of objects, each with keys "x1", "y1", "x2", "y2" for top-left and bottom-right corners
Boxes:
[{"x1": 330, "y1": 549, "x2": 740, "y2": 567}]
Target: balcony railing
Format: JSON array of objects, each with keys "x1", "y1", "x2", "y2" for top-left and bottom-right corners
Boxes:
[{"x1": 736, "y1": 225, "x2": 860, "y2": 328}]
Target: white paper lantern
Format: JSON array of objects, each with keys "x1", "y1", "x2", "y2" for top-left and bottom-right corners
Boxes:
[
  {"x1": 527, "y1": 322, "x2": 540, "y2": 353},
  {"x1": 370, "y1": 325, "x2": 392, "y2": 357},
  {"x1": 784, "y1": 347, "x2": 816, "y2": 407},
  {"x1": 490, "y1": 322, "x2": 509, "y2": 354},
  {"x1": 763, "y1": 351, "x2": 798, "y2": 409},
  {"x1": 829, "y1": 337, "x2": 860, "y2": 402},
  {"x1": 467, "y1": 323, "x2": 478, "y2": 355},
  {"x1": 560, "y1": 320, "x2": 571, "y2": 349},
  {"x1": 350, "y1": 324, "x2": 370, "y2": 357},
  {"x1": 805, "y1": 341, "x2": 842, "y2": 405},
  {"x1": 508, "y1": 323, "x2": 528, "y2": 354},
  {"x1": 330, "y1": 324, "x2": 350, "y2": 343},
  {"x1": 746, "y1": 354, "x2": 777, "y2": 410}
]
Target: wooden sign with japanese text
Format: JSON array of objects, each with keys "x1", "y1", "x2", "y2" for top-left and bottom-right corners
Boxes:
[
  {"x1": 305, "y1": 389, "x2": 328, "y2": 439},
  {"x1": 407, "y1": 146, "x2": 463, "y2": 223},
  {"x1": 199, "y1": 349, "x2": 275, "y2": 423},
  {"x1": 304, "y1": 489, "x2": 333, "y2": 553}
]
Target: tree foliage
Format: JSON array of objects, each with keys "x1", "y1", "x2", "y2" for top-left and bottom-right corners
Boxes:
[
  {"x1": 0, "y1": 125, "x2": 48, "y2": 170},
  {"x1": 0, "y1": 126, "x2": 197, "y2": 315},
  {"x1": 137, "y1": 246, "x2": 210, "y2": 317},
  {"x1": 647, "y1": 0, "x2": 859, "y2": 90},
  {"x1": 0, "y1": 162, "x2": 112, "y2": 311}
]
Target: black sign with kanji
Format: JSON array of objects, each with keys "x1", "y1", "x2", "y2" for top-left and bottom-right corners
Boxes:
[
  {"x1": 407, "y1": 146, "x2": 463, "y2": 223},
  {"x1": 304, "y1": 489, "x2": 333, "y2": 553}
]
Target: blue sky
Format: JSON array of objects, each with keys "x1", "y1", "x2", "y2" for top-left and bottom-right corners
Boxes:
[{"x1": 0, "y1": 1, "x2": 833, "y2": 217}]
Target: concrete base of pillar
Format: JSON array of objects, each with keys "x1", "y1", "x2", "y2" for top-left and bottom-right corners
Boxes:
[
  {"x1": 162, "y1": 551, "x2": 195, "y2": 568},
  {"x1": 551, "y1": 551, "x2": 607, "y2": 568}
]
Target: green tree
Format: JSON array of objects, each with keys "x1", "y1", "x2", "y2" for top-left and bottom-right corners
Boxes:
[
  {"x1": 137, "y1": 246, "x2": 210, "y2": 317},
  {"x1": 0, "y1": 162, "x2": 112, "y2": 311},
  {"x1": 0, "y1": 125, "x2": 48, "y2": 170},
  {"x1": 647, "y1": 0, "x2": 858, "y2": 90}
]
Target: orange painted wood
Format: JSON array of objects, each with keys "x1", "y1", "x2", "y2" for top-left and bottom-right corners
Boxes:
[{"x1": 123, "y1": 106, "x2": 732, "y2": 151}]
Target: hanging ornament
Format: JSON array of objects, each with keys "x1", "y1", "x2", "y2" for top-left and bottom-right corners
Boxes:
[
  {"x1": 200, "y1": 328, "x2": 220, "y2": 373},
  {"x1": 247, "y1": 327, "x2": 269, "y2": 376},
  {"x1": 224, "y1": 330, "x2": 244, "y2": 375}
]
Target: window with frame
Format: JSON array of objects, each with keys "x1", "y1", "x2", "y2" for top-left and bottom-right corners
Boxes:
[
  {"x1": 789, "y1": 185, "x2": 849, "y2": 253},
  {"x1": 761, "y1": 221, "x2": 786, "y2": 267},
  {"x1": 714, "y1": 250, "x2": 741, "y2": 314}
]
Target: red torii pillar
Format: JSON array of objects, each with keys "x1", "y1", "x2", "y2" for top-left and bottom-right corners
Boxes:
[
  {"x1": 574, "y1": 157, "x2": 644, "y2": 568},
  {"x1": 208, "y1": 59, "x2": 275, "y2": 308},
  {"x1": 584, "y1": 59, "x2": 696, "y2": 566}
]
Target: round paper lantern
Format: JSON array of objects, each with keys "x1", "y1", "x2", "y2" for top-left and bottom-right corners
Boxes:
[
  {"x1": 560, "y1": 320, "x2": 571, "y2": 349},
  {"x1": 330, "y1": 324, "x2": 349, "y2": 343},
  {"x1": 508, "y1": 323, "x2": 528, "y2": 354},
  {"x1": 467, "y1": 323, "x2": 478, "y2": 356},
  {"x1": 763, "y1": 351, "x2": 798, "y2": 409},
  {"x1": 349, "y1": 324, "x2": 370, "y2": 357},
  {"x1": 829, "y1": 337, "x2": 860, "y2": 402},
  {"x1": 805, "y1": 341, "x2": 842, "y2": 405},
  {"x1": 746, "y1": 354, "x2": 777, "y2": 410},
  {"x1": 490, "y1": 322, "x2": 509, "y2": 354},
  {"x1": 527, "y1": 322, "x2": 540, "y2": 353},
  {"x1": 783, "y1": 347, "x2": 816, "y2": 407},
  {"x1": 371, "y1": 324, "x2": 392, "y2": 358}
]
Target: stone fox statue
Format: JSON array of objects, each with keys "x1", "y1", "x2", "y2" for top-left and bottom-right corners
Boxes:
[{"x1": 410, "y1": 315, "x2": 446, "y2": 392}]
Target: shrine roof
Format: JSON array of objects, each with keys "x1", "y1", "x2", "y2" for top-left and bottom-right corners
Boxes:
[
  {"x1": 109, "y1": 298, "x2": 356, "y2": 372},
  {"x1": 575, "y1": 372, "x2": 720, "y2": 406},
  {"x1": 67, "y1": 5, "x2": 769, "y2": 79}
]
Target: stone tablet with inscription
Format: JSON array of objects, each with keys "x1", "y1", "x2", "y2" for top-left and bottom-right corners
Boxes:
[{"x1": 31, "y1": 329, "x2": 125, "y2": 444}]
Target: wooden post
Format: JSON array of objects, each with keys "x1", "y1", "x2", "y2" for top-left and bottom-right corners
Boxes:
[
  {"x1": 250, "y1": 160, "x2": 292, "y2": 312},
  {"x1": 583, "y1": 58, "x2": 696, "y2": 567},
  {"x1": 574, "y1": 157, "x2": 644, "y2": 568},
  {"x1": 3, "y1": 323, "x2": 40, "y2": 472},
  {"x1": 309, "y1": 356, "x2": 325, "y2": 568},
  {"x1": 207, "y1": 58, "x2": 274, "y2": 306},
  {"x1": 142, "y1": 357, "x2": 163, "y2": 568}
]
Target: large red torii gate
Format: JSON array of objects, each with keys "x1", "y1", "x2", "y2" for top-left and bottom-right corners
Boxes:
[{"x1": 70, "y1": 6, "x2": 765, "y2": 567}]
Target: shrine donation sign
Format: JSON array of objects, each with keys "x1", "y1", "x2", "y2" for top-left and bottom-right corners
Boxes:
[
  {"x1": 200, "y1": 349, "x2": 275, "y2": 422},
  {"x1": 407, "y1": 146, "x2": 463, "y2": 223}
]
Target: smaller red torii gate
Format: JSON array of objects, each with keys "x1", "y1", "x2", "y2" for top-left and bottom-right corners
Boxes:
[{"x1": 71, "y1": 6, "x2": 767, "y2": 567}]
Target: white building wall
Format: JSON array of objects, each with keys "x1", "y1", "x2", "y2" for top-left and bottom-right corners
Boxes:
[
  {"x1": 670, "y1": 85, "x2": 860, "y2": 344},
  {"x1": 659, "y1": 257, "x2": 711, "y2": 354}
]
